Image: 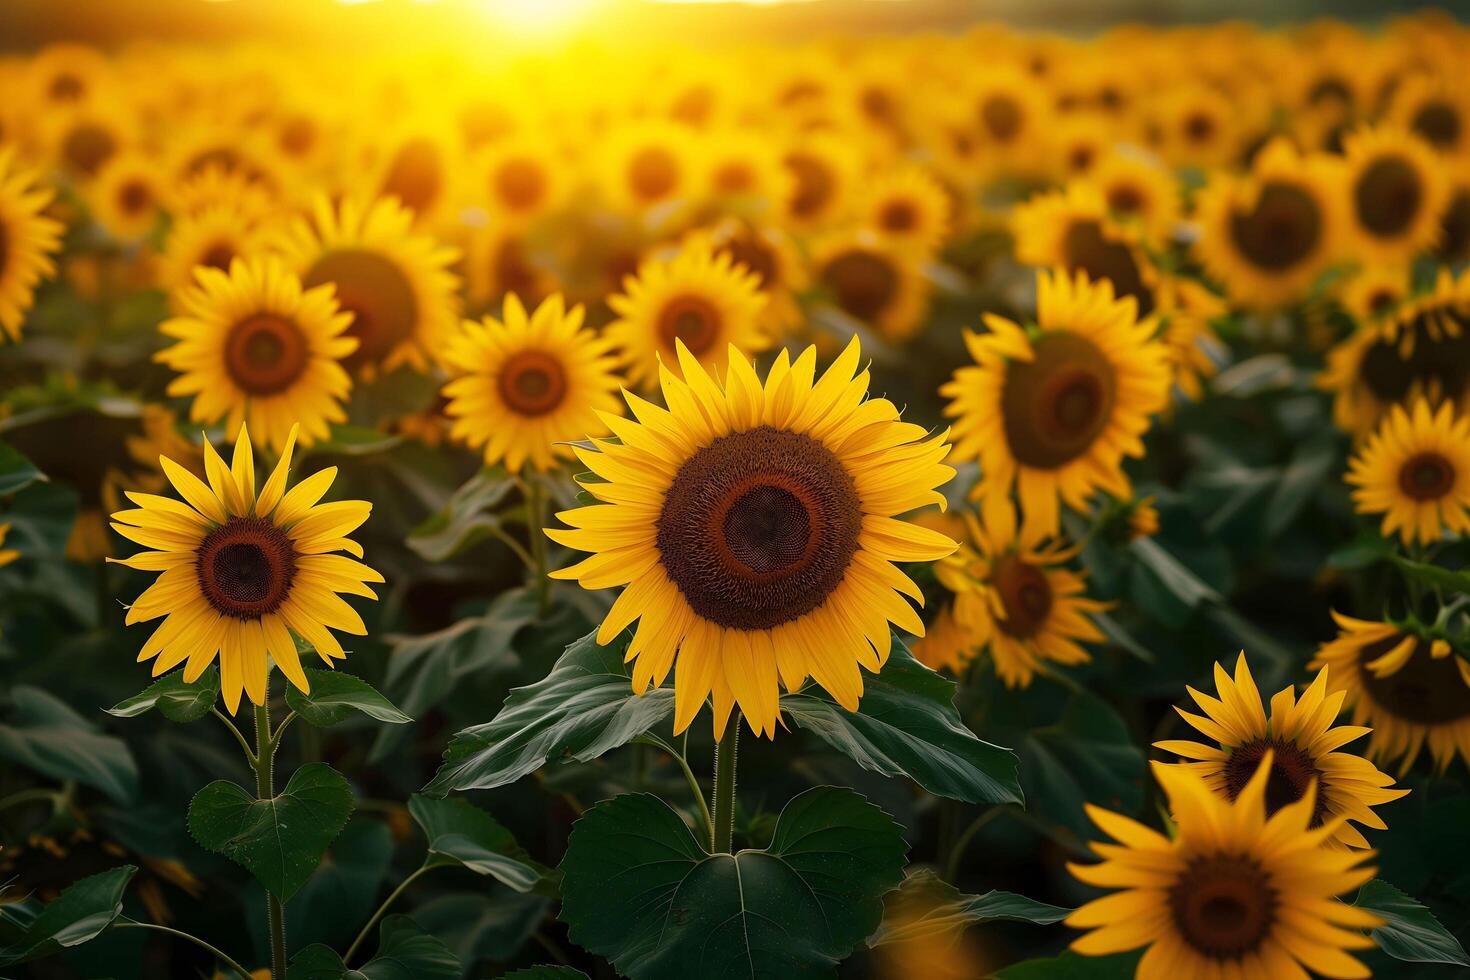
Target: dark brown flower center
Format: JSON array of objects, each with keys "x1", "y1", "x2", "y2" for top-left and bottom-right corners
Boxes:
[
  {"x1": 1308, "y1": 76, "x2": 1353, "y2": 109},
  {"x1": 719, "y1": 234, "x2": 777, "y2": 290},
  {"x1": 1360, "y1": 307, "x2": 1470, "y2": 405},
  {"x1": 1106, "y1": 183, "x2": 1145, "y2": 216},
  {"x1": 118, "y1": 179, "x2": 152, "y2": 216},
  {"x1": 381, "y1": 138, "x2": 443, "y2": 214},
  {"x1": 1229, "y1": 181, "x2": 1323, "y2": 272},
  {"x1": 494, "y1": 236, "x2": 542, "y2": 302},
  {"x1": 821, "y1": 248, "x2": 898, "y2": 323},
  {"x1": 200, "y1": 240, "x2": 236, "y2": 272},
  {"x1": 657, "y1": 294, "x2": 722, "y2": 357},
  {"x1": 1399, "y1": 452, "x2": 1456, "y2": 501},
  {"x1": 196, "y1": 516, "x2": 298, "y2": 619},
  {"x1": 495, "y1": 157, "x2": 548, "y2": 212},
  {"x1": 1355, "y1": 155, "x2": 1423, "y2": 237},
  {"x1": 224, "y1": 314, "x2": 310, "y2": 395},
  {"x1": 49, "y1": 72, "x2": 85, "y2": 102},
  {"x1": 656, "y1": 426, "x2": 862, "y2": 630},
  {"x1": 1061, "y1": 220, "x2": 1155, "y2": 317},
  {"x1": 990, "y1": 555, "x2": 1053, "y2": 637},
  {"x1": 63, "y1": 122, "x2": 117, "y2": 177},
  {"x1": 1170, "y1": 855, "x2": 1277, "y2": 960},
  {"x1": 1184, "y1": 111, "x2": 1216, "y2": 144},
  {"x1": 279, "y1": 115, "x2": 316, "y2": 157},
  {"x1": 980, "y1": 94, "x2": 1023, "y2": 142},
  {"x1": 304, "y1": 248, "x2": 418, "y2": 369},
  {"x1": 628, "y1": 146, "x2": 679, "y2": 203},
  {"x1": 1001, "y1": 331, "x2": 1117, "y2": 469},
  {"x1": 713, "y1": 162, "x2": 756, "y2": 195},
  {"x1": 1222, "y1": 738, "x2": 1327, "y2": 825},
  {"x1": 1358, "y1": 634, "x2": 1470, "y2": 725},
  {"x1": 786, "y1": 151, "x2": 835, "y2": 219},
  {"x1": 879, "y1": 199, "x2": 918, "y2": 233},
  {"x1": 497, "y1": 349, "x2": 567, "y2": 417},
  {"x1": 1412, "y1": 101, "x2": 1461, "y2": 151},
  {"x1": 1068, "y1": 145, "x2": 1096, "y2": 173}
]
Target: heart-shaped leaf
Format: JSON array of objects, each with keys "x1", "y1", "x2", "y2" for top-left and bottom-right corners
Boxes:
[
  {"x1": 1355, "y1": 879, "x2": 1470, "y2": 966},
  {"x1": 106, "y1": 667, "x2": 220, "y2": 723},
  {"x1": 408, "y1": 794, "x2": 547, "y2": 893},
  {"x1": 293, "y1": 915, "x2": 460, "y2": 980},
  {"x1": 560, "y1": 786, "x2": 907, "y2": 979},
  {"x1": 286, "y1": 669, "x2": 411, "y2": 727},
  {"x1": 0, "y1": 865, "x2": 137, "y2": 965},
  {"x1": 189, "y1": 762, "x2": 354, "y2": 901},
  {"x1": 868, "y1": 868, "x2": 1069, "y2": 947},
  {"x1": 781, "y1": 639, "x2": 1022, "y2": 805},
  {"x1": 0, "y1": 686, "x2": 138, "y2": 802}
]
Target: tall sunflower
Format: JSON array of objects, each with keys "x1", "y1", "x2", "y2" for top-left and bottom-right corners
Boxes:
[
  {"x1": 1313, "y1": 613, "x2": 1470, "y2": 774},
  {"x1": 156, "y1": 256, "x2": 356, "y2": 453},
  {"x1": 548, "y1": 337, "x2": 957, "y2": 739},
  {"x1": 605, "y1": 242, "x2": 769, "y2": 388},
  {"x1": 442, "y1": 293, "x2": 623, "y2": 473},
  {"x1": 109, "y1": 423, "x2": 384, "y2": 713},
  {"x1": 1156, "y1": 653, "x2": 1407, "y2": 849},
  {"x1": 1341, "y1": 124, "x2": 1449, "y2": 264},
  {"x1": 1346, "y1": 398, "x2": 1470, "y2": 545},
  {"x1": 942, "y1": 269, "x2": 1171, "y2": 537},
  {"x1": 1067, "y1": 760, "x2": 1381, "y2": 979},
  {"x1": 274, "y1": 193, "x2": 461, "y2": 377},
  {"x1": 0, "y1": 146, "x2": 65, "y2": 343}
]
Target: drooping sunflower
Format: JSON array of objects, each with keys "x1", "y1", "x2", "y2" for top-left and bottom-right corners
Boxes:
[
  {"x1": 942, "y1": 269, "x2": 1171, "y2": 537},
  {"x1": 274, "y1": 193, "x2": 461, "y2": 377},
  {"x1": 1193, "y1": 138, "x2": 1345, "y2": 310},
  {"x1": 442, "y1": 293, "x2": 623, "y2": 473},
  {"x1": 0, "y1": 146, "x2": 65, "y2": 344},
  {"x1": 1346, "y1": 398, "x2": 1470, "y2": 545},
  {"x1": 548, "y1": 337, "x2": 957, "y2": 739},
  {"x1": 109, "y1": 422, "x2": 384, "y2": 714},
  {"x1": 1341, "y1": 124, "x2": 1449, "y2": 263},
  {"x1": 934, "y1": 505, "x2": 1107, "y2": 688},
  {"x1": 1313, "y1": 613, "x2": 1470, "y2": 774},
  {"x1": 1156, "y1": 653, "x2": 1407, "y2": 849},
  {"x1": 605, "y1": 241, "x2": 769, "y2": 387},
  {"x1": 156, "y1": 256, "x2": 356, "y2": 453},
  {"x1": 811, "y1": 230, "x2": 930, "y2": 342},
  {"x1": 88, "y1": 150, "x2": 163, "y2": 241},
  {"x1": 1011, "y1": 183, "x2": 1158, "y2": 318},
  {"x1": 858, "y1": 166, "x2": 952, "y2": 256},
  {"x1": 1067, "y1": 760, "x2": 1381, "y2": 979}
]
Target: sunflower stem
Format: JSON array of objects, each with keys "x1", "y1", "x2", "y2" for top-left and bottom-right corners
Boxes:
[
  {"x1": 213, "y1": 708, "x2": 256, "y2": 766},
  {"x1": 254, "y1": 700, "x2": 288, "y2": 980},
  {"x1": 343, "y1": 863, "x2": 433, "y2": 966},
  {"x1": 114, "y1": 919, "x2": 254, "y2": 980},
  {"x1": 711, "y1": 711, "x2": 740, "y2": 853},
  {"x1": 524, "y1": 475, "x2": 551, "y2": 617}
]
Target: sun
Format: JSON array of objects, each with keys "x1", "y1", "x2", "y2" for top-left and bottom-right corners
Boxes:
[{"x1": 481, "y1": 0, "x2": 597, "y2": 36}]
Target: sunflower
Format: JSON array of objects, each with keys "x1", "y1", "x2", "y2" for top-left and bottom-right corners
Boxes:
[
  {"x1": 934, "y1": 505, "x2": 1107, "y2": 688},
  {"x1": 547, "y1": 336, "x2": 957, "y2": 739},
  {"x1": 1156, "y1": 653, "x2": 1407, "y2": 849},
  {"x1": 1193, "y1": 138, "x2": 1345, "y2": 310},
  {"x1": 1090, "y1": 152, "x2": 1181, "y2": 246},
  {"x1": 942, "y1": 269, "x2": 1171, "y2": 537},
  {"x1": 474, "y1": 135, "x2": 566, "y2": 226},
  {"x1": 274, "y1": 194, "x2": 460, "y2": 377},
  {"x1": 1389, "y1": 73, "x2": 1470, "y2": 160},
  {"x1": 155, "y1": 198, "x2": 277, "y2": 297},
  {"x1": 166, "y1": 162, "x2": 278, "y2": 224},
  {"x1": 1339, "y1": 263, "x2": 1412, "y2": 323},
  {"x1": 1436, "y1": 169, "x2": 1470, "y2": 264},
  {"x1": 1346, "y1": 398, "x2": 1470, "y2": 545},
  {"x1": 43, "y1": 102, "x2": 131, "y2": 182},
  {"x1": 811, "y1": 231, "x2": 930, "y2": 342},
  {"x1": 858, "y1": 166, "x2": 952, "y2": 255},
  {"x1": 912, "y1": 603, "x2": 971, "y2": 675},
  {"x1": 601, "y1": 120, "x2": 695, "y2": 215},
  {"x1": 780, "y1": 133, "x2": 861, "y2": 229},
  {"x1": 368, "y1": 124, "x2": 459, "y2": 226},
  {"x1": 156, "y1": 256, "x2": 356, "y2": 453},
  {"x1": 1153, "y1": 84, "x2": 1241, "y2": 169},
  {"x1": 88, "y1": 150, "x2": 163, "y2": 241},
  {"x1": 464, "y1": 223, "x2": 555, "y2": 309},
  {"x1": 1011, "y1": 183, "x2": 1157, "y2": 318},
  {"x1": 606, "y1": 241, "x2": 768, "y2": 388},
  {"x1": 1050, "y1": 112, "x2": 1113, "y2": 180},
  {"x1": 26, "y1": 43, "x2": 111, "y2": 111},
  {"x1": 1066, "y1": 760, "x2": 1381, "y2": 979},
  {"x1": 1312, "y1": 613, "x2": 1470, "y2": 774},
  {"x1": 699, "y1": 129, "x2": 793, "y2": 216},
  {"x1": 1320, "y1": 269, "x2": 1470, "y2": 435},
  {"x1": 1341, "y1": 124, "x2": 1449, "y2": 263},
  {"x1": 1154, "y1": 272, "x2": 1226, "y2": 402},
  {"x1": 693, "y1": 218, "x2": 808, "y2": 335},
  {"x1": 967, "y1": 66, "x2": 1052, "y2": 175},
  {"x1": 0, "y1": 146, "x2": 64, "y2": 343},
  {"x1": 167, "y1": 128, "x2": 291, "y2": 203},
  {"x1": 442, "y1": 293, "x2": 623, "y2": 473},
  {"x1": 109, "y1": 422, "x2": 384, "y2": 714}
]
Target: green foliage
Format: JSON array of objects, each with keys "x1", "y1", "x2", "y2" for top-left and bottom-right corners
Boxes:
[
  {"x1": 408, "y1": 794, "x2": 548, "y2": 893},
  {"x1": 995, "y1": 950, "x2": 1143, "y2": 978},
  {"x1": 1355, "y1": 879, "x2": 1470, "y2": 966},
  {"x1": 106, "y1": 666, "x2": 221, "y2": 722},
  {"x1": 290, "y1": 916, "x2": 460, "y2": 980},
  {"x1": 0, "y1": 865, "x2": 136, "y2": 966},
  {"x1": 0, "y1": 686, "x2": 138, "y2": 802},
  {"x1": 286, "y1": 669, "x2": 413, "y2": 727},
  {"x1": 0, "y1": 441, "x2": 44, "y2": 496},
  {"x1": 868, "y1": 868, "x2": 1069, "y2": 946},
  {"x1": 407, "y1": 468, "x2": 518, "y2": 561}
]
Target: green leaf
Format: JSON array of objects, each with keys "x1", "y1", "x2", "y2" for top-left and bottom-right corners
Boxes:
[
  {"x1": 1326, "y1": 532, "x2": 1395, "y2": 571},
  {"x1": 868, "y1": 868, "x2": 1069, "y2": 946},
  {"x1": 994, "y1": 950, "x2": 1143, "y2": 979},
  {"x1": 780, "y1": 638, "x2": 1021, "y2": 805},
  {"x1": 359, "y1": 915, "x2": 461, "y2": 980},
  {"x1": 424, "y1": 629, "x2": 673, "y2": 795},
  {"x1": 1263, "y1": 429, "x2": 1339, "y2": 536},
  {"x1": 408, "y1": 794, "x2": 547, "y2": 893},
  {"x1": 0, "y1": 441, "x2": 43, "y2": 496},
  {"x1": 0, "y1": 865, "x2": 137, "y2": 966},
  {"x1": 288, "y1": 944, "x2": 359, "y2": 980},
  {"x1": 1129, "y1": 536, "x2": 1220, "y2": 609},
  {"x1": 407, "y1": 467, "x2": 517, "y2": 561},
  {"x1": 411, "y1": 891, "x2": 550, "y2": 967},
  {"x1": 311, "y1": 425, "x2": 404, "y2": 457},
  {"x1": 1355, "y1": 879, "x2": 1470, "y2": 966},
  {"x1": 1391, "y1": 556, "x2": 1470, "y2": 597},
  {"x1": 188, "y1": 762, "x2": 354, "y2": 901},
  {"x1": 0, "y1": 686, "x2": 138, "y2": 802},
  {"x1": 105, "y1": 667, "x2": 220, "y2": 722},
  {"x1": 502, "y1": 969, "x2": 590, "y2": 980},
  {"x1": 560, "y1": 786, "x2": 907, "y2": 980},
  {"x1": 286, "y1": 669, "x2": 412, "y2": 727}
]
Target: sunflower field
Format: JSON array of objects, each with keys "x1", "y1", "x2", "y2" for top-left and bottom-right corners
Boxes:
[{"x1": 3, "y1": 5, "x2": 1470, "y2": 979}]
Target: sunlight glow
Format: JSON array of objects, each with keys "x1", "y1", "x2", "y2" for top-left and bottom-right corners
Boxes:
[{"x1": 480, "y1": 0, "x2": 597, "y2": 36}]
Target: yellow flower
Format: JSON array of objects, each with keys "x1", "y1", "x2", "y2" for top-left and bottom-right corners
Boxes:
[
  {"x1": 1090, "y1": 152, "x2": 1182, "y2": 246},
  {"x1": 548, "y1": 337, "x2": 956, "y2": 739},
  {"x1": 473, "y1": 134, "x2": 567, "y2": 226},
  {"x1": 0, "y1": 523, "x2": 19, "y2": 568},
  {"x1": 858, "y1": 166, "x2": 952, "y2": 256},
  {"x1": 1341, "y1": 124, "x2": 1449, "y2": 263},
  {"x1": 1346, "y1": 398, "x2": 1470, "y2": 545},
  {"x1": 1012, "y1": 182, "x2": 1157, "y2": 319},
  {"x1": 0, "y1": 146, "x2": 64, "y2": 343},
  {"x1": 88, "y1": 149, "x2": 163, "y2": 241},
  {"x1": 442, "y1": 293, "x2": 623, "y2": 473},
  {"x1": 811, "y1": 230, "x2": 930, "y2": 342},
  {"x1": 1338, "y1": 263, "x2": 1412, "y2": 323},
  {"x1": 109, "y1": 422, "x2": 385, "y2": 713}
]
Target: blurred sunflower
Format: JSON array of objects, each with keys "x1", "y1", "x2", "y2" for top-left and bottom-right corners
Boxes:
[
  {"x1": 1313, "y1": 613, "x2": 1470, "y2": 774},
  {"x1": 912, "y1": 603, "x2": 971, "y2": 674},
  {"x1": 935, "y1": 505, "x2": 1106, "y2": 688},
  {"x1": 968, "y1": 66, "x2": 1051, "y2": 175},
  {"x1": 811, "y1": 231, "x2": 929, "y2": 341},
  {"x1": 942, "y1": 269, "x2": 1170, "y2": 537},
  {"x1": 606, "y1": 241, "x2": 768, "y2": 387},
  {"x1": 1012, "y1": 183, "x2": 1156, "y2": 317},
  {"x1": 1156, "y1": 653, "x2": 1407, "y2": 849},
  {"x1": 780, "y1": 133, "x2": 860, "y2": 229},
  {"x1": 464, "y1": 223, "x2": 555, "y2": 309},
  {"x1": 1339, "y1": 263, "x2": 1412, "y2": 322},
  {"x1": 548, "y1": 337, "x2": 956, "y2": 739},
  {"x1": 1153, "y1": 272, "x2": 1225, "y2": 401},
  {"x1": 1436, "y1": 169, "x2": 1470, "y2": 265},
  {"x1": 0, "y1": 146, "x2": 64, "y2": 343},
  {"x1": 1193, "y1": 138, "x2": 1344, "y2": 309},
  {"x1": 1050, "y1": 112, "x2": 1112, "y2": 180},
  {"x1": 26, "y1": 42, "x2": 111, "y2": 111},
  {"x1": 156, "y1": 197, "x2": 276, "y2": 297},
  {"x1": 695, "y1": 218, "x2": 808, "y2": 335},
  {"x1": 1389, "y1": 74, "x2": 1470, "y2": 160},
  {"x1": 1067, "y1": 760, "x2": 1380, "y2": 978},
  {"x1": 368, "y1": 124, "x2": 459, "y2": 226},
  {"x1": 1090, "y1": 152, "x2": 1181, "y2": 245},
  {"x1": 700, "y1": 129, "x2": 792, "y2": 216},
  {"x1": 1346, "y1": 399, "x2": 1470, "y2": 545},
  {"x1": 442, "y1": 293, "x2": 622, "y2": 473},
  {"x1": 167, "y1": 127, "x2": 291, "y2": 202},
  {"x1": 110, "y1": 422, "x2": 384, "y2": 713},
  {"x1": 1341, "y1": 124, "x2": 1449, "y2": 263},
  {"x1": 475, "y1": 134, "x2": 567, "y2": 226},
  {"x1": 157, "y1": 256, "x2": 356, "y2": 452},
  {"x1": 858, "y1": 166, "x2": 952, "y2": 255},
  {"x1": 275, "y1": 193, "x2": 460, "y2": 377},
  {"x1": 601, "y1": 120, "x2": 695, "y2": 215},
  {"x1": 87, "y1": 149, "x2": 163, "y2": 241},
  {"x1": 1154, "y1": 85, "x2": 1239, "y2": 168}
]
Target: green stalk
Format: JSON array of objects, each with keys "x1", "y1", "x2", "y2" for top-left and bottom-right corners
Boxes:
[
  {"x1": 525, "y1": 476, "x2": 551, "y2": 617},
  {"x1": 710, "y1": 712, "x2": 740, "y2": 853},
  {"x1": 254, "y1": 701, "x2": 288, "y2": 980}
]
